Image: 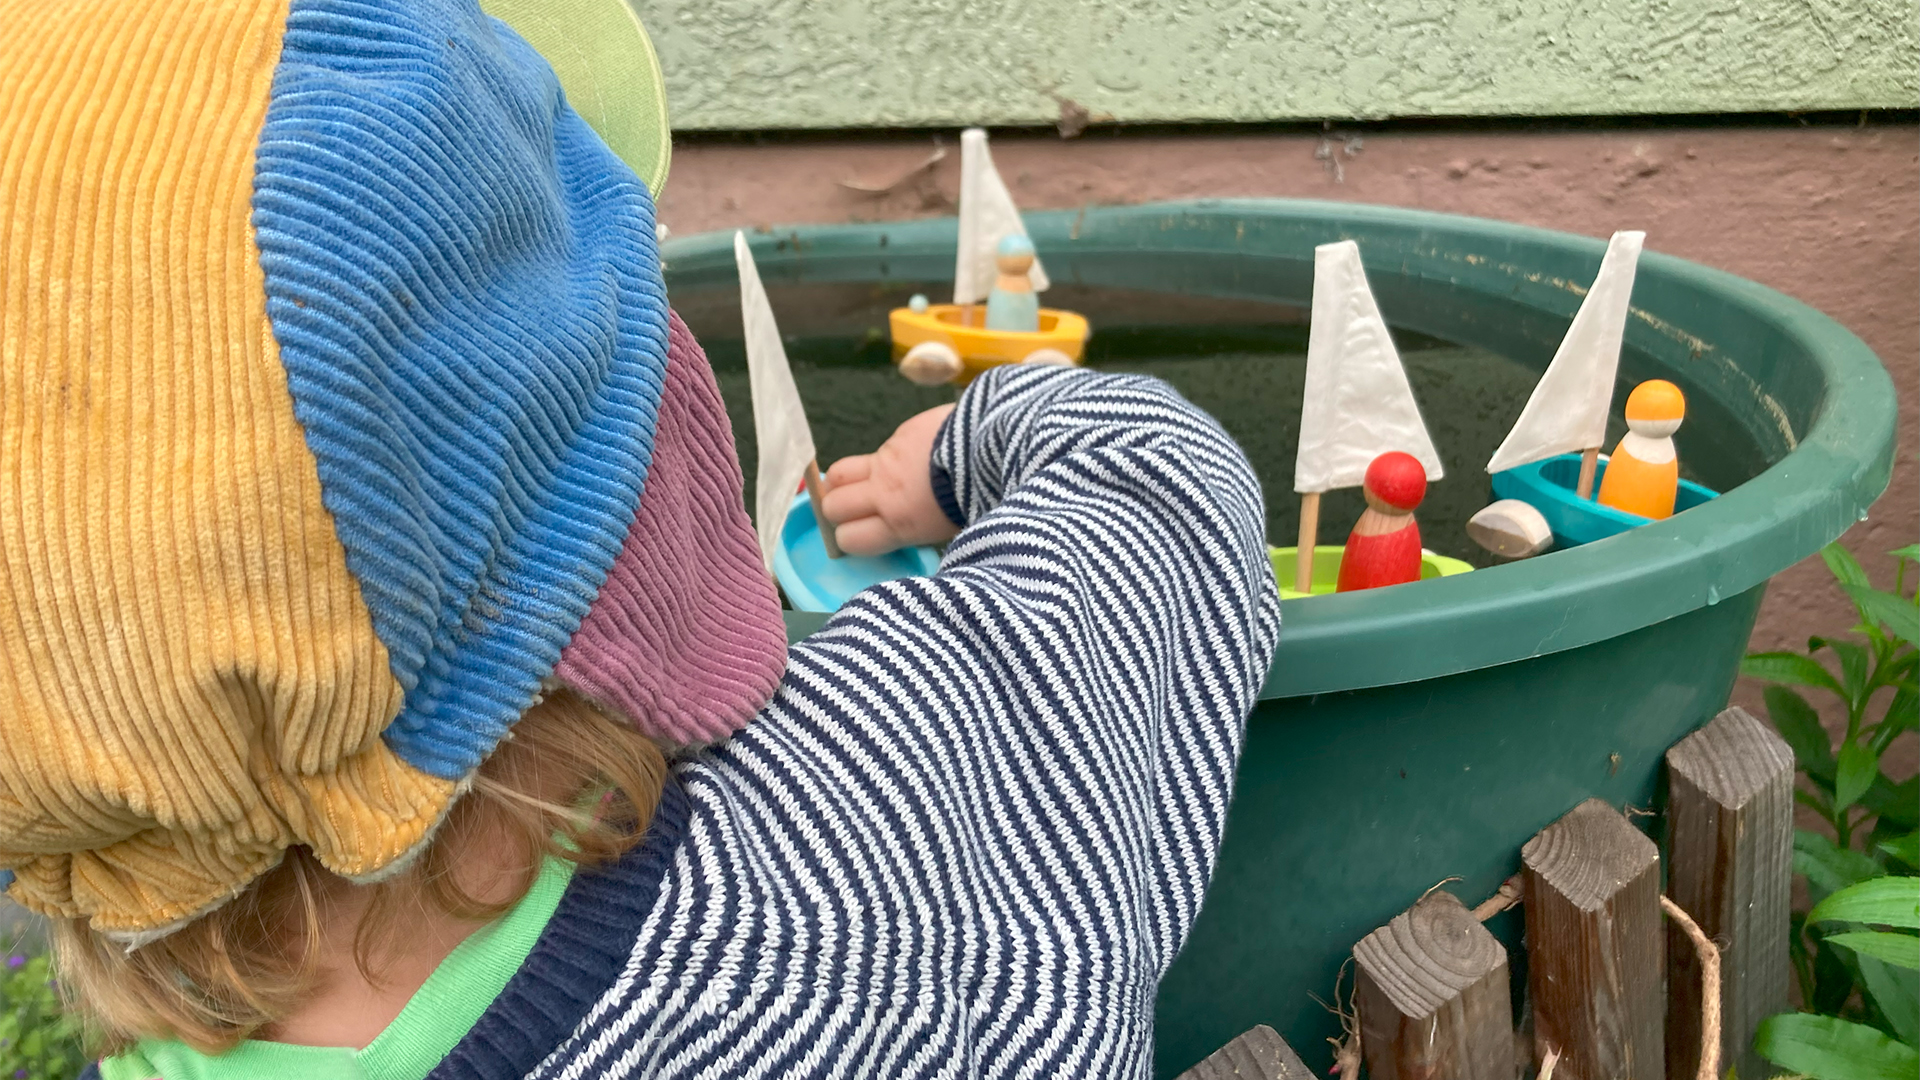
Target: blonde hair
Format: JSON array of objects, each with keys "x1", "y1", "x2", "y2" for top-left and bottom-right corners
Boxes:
[{"x1": 50, "y1": 690, "x2": 668, "y2": 1056}]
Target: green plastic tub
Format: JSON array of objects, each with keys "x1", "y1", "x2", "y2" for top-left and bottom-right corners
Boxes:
[{"x1": 661, "y1": 201, "x2": 1897, "y2": 1078}]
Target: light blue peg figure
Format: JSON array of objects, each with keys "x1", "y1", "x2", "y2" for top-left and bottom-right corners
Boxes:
[{"x1": 984, "y1": 234, "x2": 1040, "y2": 333}]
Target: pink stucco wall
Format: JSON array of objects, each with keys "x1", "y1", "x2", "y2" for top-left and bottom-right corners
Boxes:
[{"x1": 659, "y1": 120, "x2": 1918, "y2": 749}]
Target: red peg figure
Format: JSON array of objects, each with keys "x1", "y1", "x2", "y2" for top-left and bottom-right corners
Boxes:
[{"x1": 1337, "y1": 451, "x2": 1428, "y2": 593}]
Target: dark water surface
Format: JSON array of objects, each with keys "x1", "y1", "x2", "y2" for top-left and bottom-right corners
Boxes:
[
  {"x1": 701, "y1": 324, "x2": 1538, "y2": 567},
  {"x1": 679, "y1": 279, "x2": 1743, "y2": 570}
]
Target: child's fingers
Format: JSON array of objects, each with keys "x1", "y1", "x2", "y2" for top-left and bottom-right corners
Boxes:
[
  {"x1": 832, "y1": 516, "x2": 900, "y2": 558},
  {"x1": 819, "y1": 480, "x2": 878, "y2": 525},
  {"x1": 825, "y1": 455, "x2": 873, "y2": 487}
]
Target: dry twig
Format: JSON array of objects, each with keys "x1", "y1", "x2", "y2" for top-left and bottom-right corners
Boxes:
[
  {"x1": 1312, "y1": 956, "x2": 1363, "y2": 1076},
  {"x1": 838, "y1": 144, "x2": 947, "y2": 194},
  {"x1": 1472, "y1": 874, "x2": 1526, "y2": 921}
]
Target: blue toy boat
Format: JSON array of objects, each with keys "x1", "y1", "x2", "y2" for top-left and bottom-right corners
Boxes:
[
  {"x1": 773, "y1": 491, "x2": 943, "y2": 612},
  {"x1": 1492, "y1": 453, "x2": 1718, "y2": 548}
]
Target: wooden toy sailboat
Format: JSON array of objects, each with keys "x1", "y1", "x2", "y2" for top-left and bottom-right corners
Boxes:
[
  {"x1": 888, "y1": 128, "x2": 1090, "y2": 386},
  {"x1": 1273, "y1": 240, "x2": 1471, "y2": 599},
  {"x1": 737, "y1": 232, "x2": 941, "y2": 611},
  {"x1": 1473, "y1": 231, "x2": 1717, "y2": 555}
]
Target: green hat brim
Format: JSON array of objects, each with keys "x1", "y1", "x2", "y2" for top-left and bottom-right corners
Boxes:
[{"x1": 481, "y1": 0, "x2": 671, "y2": 197}]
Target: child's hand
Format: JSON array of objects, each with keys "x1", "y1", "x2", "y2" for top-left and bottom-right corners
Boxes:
[{"x1": 821, "y1": 404, "x2": 962, "y2": 556}]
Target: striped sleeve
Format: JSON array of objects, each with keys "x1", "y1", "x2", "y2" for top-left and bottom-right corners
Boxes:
[
  {"x1": 568, "y1": 364, "x2": 1283, "y2": 1079},
  {"x1": 916, "y1": 363, "x2": 1281, "y2": 974},
  {"x1": 764, "y1": 363, "x2": 1278, "y2": 1072}
]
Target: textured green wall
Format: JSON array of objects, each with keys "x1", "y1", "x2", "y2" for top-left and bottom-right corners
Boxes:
[{"x1": 632, "y1": 0, "x2": 1918, "y2": 130}]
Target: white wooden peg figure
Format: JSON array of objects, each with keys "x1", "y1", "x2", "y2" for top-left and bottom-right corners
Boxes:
[
  {"x1": 1596, "y1": 379, "x2": 1686, "y2": 519},
  {"x1": 984, "y1": 233, "x2": 1041, "y2": 332}
]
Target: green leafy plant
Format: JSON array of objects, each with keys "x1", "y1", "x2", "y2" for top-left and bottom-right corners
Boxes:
[
  {"x1": 1745, "y1": 542, "x2": 1919, "y2": 1080},
  {"x1": 0, "y1": 947, "x2": 88, "y2": 1080}
]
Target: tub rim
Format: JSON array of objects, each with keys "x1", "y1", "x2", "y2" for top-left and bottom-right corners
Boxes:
[{"x1": 666, "y1": 199, "x2": 1898, "y2": 700}]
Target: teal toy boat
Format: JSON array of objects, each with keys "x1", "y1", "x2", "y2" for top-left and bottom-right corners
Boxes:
[
  {"x1": 774, "y1": 491, "x2": 941, "y2": 612},
  {"x1": 1474, "y1": 231, "x2": 1719, "y2": 557},
  {"x1": 1492, "y1": 453, "x2": 1718, "y2": 549},
  {"x1": 737, "y1": 233, "x2": 942, "y2": 612}
]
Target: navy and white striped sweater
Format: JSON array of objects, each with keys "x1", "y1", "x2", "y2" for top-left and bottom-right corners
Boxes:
[{"x1": 429, "y1": 366, "x2": 1278, "y2": 1078}]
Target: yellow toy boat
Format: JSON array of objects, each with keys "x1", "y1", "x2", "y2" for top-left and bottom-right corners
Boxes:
[
  {"x1": 889, "y1": 302, "x2": 1090, "y2": 385},
  {"x1": 891, "y1": 128, "x2": 1091, "y2": 386}
]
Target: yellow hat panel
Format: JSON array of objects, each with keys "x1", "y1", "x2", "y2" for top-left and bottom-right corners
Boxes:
[{"x1": 0, "y1": 0, "x2": 451, "y2": 937}]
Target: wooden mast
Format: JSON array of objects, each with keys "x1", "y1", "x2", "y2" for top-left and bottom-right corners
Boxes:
[
  {"x1": 1576, "y1": 447, "x2": 1601, "y2": 500},
  {"x1": 1295, "y1": 493, "x2": 1321, "y2": 594}
]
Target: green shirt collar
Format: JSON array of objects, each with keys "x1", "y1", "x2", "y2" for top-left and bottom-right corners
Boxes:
[{"x1": 102, "y1": 856, "x2": 574, "y2": 1080}]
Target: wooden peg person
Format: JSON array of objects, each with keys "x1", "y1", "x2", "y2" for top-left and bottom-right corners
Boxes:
[
  {"x1": 984, "y1": 233, "x2": 1041, "y2": 332},
  {"x1": 1337, "y1": 451, "x2": 1427, "y2": 592},
  {"x1": 1597, "y1": 379, "x2": 1685, "y2": 519}
]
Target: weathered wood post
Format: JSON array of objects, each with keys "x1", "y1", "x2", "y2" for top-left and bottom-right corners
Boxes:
[
  {"x1": 1665, "y1": 707, "x2": 1794, "y2": 1080},
  {"x1": 1176, "y1": 1025, "x2": 1319, "y2": 1080},
  {"x1": 1522, "y1": 798, "x2": 1666, "y2": 1080},
  {"x1": 1353, "y1": 890, "x2": 1516, "y2": 1080}
]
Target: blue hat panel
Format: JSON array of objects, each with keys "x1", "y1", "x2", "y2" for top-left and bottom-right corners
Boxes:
[{"x1": 251, "y1": 0, "x2": 669, "y2": 779}]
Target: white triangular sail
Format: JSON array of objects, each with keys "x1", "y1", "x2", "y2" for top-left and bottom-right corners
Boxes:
[
  {"x1": 737, "y1": 231, "x2": 815, "y2": 573},
  {"x1": 953, "y1": 128, "x2": 1048, "y2": 306},
  {"x1": 1486, "y1": 230, "x2": 1645, "y2": 474},
  {"x1": 1294, "y1": 240, "x2": 1444, "y2": 494}
]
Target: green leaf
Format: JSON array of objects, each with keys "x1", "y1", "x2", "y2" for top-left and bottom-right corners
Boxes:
[
  {"x1": 1824, "y1": 543, "x2": 1873, "y2": 589},
  {"x1": 1767, "y1": 684, "x2": 1838, "y2": 781},
  {"x1": 1846, "y1": 585, "x2": 1920, "y2": 647},
  {"x1": 1799, "y1": 787, "x2": 1837, "y2": 820},
  {"x1": 1826, "y1": 930, "x2": 1920, "y2": 969},
  {"x1": 1857, "y1": 954, "x2": 1920, "y2": 1046},
  {"x1": 1781, "y1": 907, "x2": 1812, "y2": 999},
  {"x1": 1891, "y1": 544, "x2": 1920, "y2": 566},
  {"x1": 1880, "y1": 648, "x2": 1919, "y2": 683},
  {"x1": 1795, "y1": 829, "x2": 1887, "y2": 897},
  {"x1": 1864, "y1": 775, "x2": 1920, "y2": 831},
  {"x1": 1880, "y1": 832, "x2": 1920, "y2": 868},
  {"x1": 1755, "y1": 1012, "x2": 1920, "y2": 1080},
  {"x1": 1746, "y1": 650, "x2": 1848, "y2": 697},
  {"x1": 1809, "y1": 876, "x2": 1920, "y2": 929},
  {"x1": 1835, "y1": 741, "x2": 1881, "y2": 813},
  {"x1": 1812, "y1": 637, "x2": 1872, "y2": 707},
  {"x1": 1874, "y1": 687, "x2": 1918, "y2": 755}
]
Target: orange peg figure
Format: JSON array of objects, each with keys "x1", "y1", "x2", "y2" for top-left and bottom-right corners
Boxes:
[
  {"x1": 1597, "y1": 379, "x2": 1685, "y2": 520},
  {"x1": 1337, "y1": 451, "x2": 1428, "y2": 592}
]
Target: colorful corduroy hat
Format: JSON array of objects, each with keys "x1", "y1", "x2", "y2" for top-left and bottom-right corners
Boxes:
[{"x1": 0, "y1": 0, "x2": 787, "y2": 941}]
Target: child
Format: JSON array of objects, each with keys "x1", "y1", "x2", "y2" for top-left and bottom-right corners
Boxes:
[{"x1": 0, "y1": 1, "x2": 1281, "y2": 1077}]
